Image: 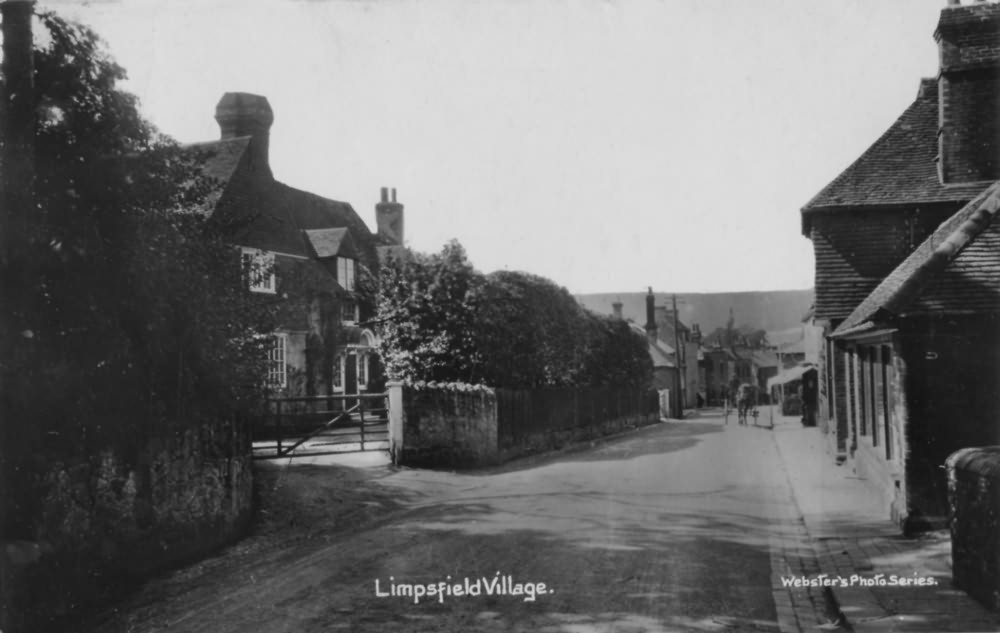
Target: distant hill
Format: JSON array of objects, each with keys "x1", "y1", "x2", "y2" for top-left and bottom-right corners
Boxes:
[{"x1": 575, "y1": 289, "x2": 814, "y2": 334}]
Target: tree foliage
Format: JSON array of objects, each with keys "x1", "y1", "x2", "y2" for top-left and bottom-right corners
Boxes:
[
  {"x1": 373, "y1": 240, "x2": 481, "y2": 383},
  {"x1": 2, "y1": 11, "x2": 276, "y2": 461},
  {"x1": 374, "y1": 241, "x2": 652, "y2": 389}
]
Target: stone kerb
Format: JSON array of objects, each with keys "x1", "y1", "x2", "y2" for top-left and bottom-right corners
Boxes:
[{"x1": 946, "y1": 446, "x2": 1000, "y2": 612}]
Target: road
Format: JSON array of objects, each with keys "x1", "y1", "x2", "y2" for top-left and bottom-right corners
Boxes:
[{"x1": 86, "y1": 410, "x2": 813, "y2": 633}]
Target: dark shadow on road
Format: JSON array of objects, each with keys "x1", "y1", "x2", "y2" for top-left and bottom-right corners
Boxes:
[{"x1": 472, "y1": 420, "x2": 726, "y2": 476}]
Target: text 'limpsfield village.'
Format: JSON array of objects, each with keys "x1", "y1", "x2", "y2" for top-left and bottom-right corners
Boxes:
[{"x1": 2, "y1": 1, "x2": 1000, "y2": 632}]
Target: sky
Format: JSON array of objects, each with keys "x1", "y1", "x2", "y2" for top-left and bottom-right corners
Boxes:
[{"x1": 43, "y1": 0, "x2": 953, "y2": 294}]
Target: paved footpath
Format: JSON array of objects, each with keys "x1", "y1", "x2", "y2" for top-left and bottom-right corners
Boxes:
[{"x1": 767, "y1": 408, "x2": 1000, "y2": 633}]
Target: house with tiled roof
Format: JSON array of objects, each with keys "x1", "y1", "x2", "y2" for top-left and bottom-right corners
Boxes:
[
  {"x1": 613, "y1": 292, "x2": 683, "y2": 418},
  {"x1": 801, "y1": 1, "x2": 999, "y2": 532},
  {"x1": 831, "y1": 182, "x2": 1000, "y2": 530},
  {"x1": 193, "y1": 92, "x2": 405, "y2": 399}
]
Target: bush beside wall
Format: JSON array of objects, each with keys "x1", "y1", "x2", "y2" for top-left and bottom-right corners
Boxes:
[{"x1": 946, "y1": 446, "x2": 1000, "y2": 612}]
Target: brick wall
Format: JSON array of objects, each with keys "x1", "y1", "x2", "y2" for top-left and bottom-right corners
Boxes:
[
  {"x1": 946, "y1": 447, "x2": 1000, "y2": 612},
  {"x1": 939, "y1": 71, "x2": 1000, "y2": 183}
]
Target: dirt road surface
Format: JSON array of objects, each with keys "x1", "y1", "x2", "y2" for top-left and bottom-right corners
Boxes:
[{"x1": 80, "y1": 411, "x2": 808, "y2": 633}]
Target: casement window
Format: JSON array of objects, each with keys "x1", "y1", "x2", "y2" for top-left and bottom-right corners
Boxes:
[
  {"x1": 358, "y1": 354, "x2": 368, "y2": 388},
  {"x1": 337, "y1": 257, "x2": 356, "y2": 291},
  {"x1": 881, "y1": 346, "x2": 893, "y2": 460},
  {"x1": 242, "y1": 248, "x2": 276, "y2": 294},
  {"x1": 341, "y1": 298, "x2": 359, "y2": 324},
  {"x1": 267, "y1": 334, "x2": 287, "y2": 388},
  {"x1": 333, "y1": 355, "x2": 344, "y2": 391}
]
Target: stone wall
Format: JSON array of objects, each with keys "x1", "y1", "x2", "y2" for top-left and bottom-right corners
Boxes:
[
  {"x1": 388, "y1": 383, "x2": 659, "y2": 469},
  {"x1": 396, "y1": 383, "x2": 499, "y2": 468},
  {"x1": 946, "y1": 446, "x2": 1000, "y2": 612},
  {"x1": 2, "y1": 415, "x2": 254, "y2": 632}
]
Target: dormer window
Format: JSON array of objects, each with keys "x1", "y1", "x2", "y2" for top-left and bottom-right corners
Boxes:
[
  {"x1": 242, "y1": 248, "x2": 275, "y2": 294},
  {"x1": 337, "y1": 257, "x2": 356, "y2": 291}
]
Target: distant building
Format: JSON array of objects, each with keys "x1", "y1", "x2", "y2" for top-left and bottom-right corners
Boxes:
[{"x1": 613, "y1": 292, "x2": 683, "y2": 417}]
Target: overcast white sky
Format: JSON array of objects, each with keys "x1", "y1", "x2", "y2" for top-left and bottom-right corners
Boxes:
[{"x1": 45, "y1": 0, "x2": 952, "y2": 294}]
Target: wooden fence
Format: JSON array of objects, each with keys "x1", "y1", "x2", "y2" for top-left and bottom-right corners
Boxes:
[{"x1": 496, "y1": 387, "x2": 658, "y2": 445}]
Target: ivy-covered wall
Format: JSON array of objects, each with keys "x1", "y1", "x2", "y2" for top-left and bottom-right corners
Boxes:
[{"x1": 2, "y1": 416, "x2": 253, "y2": 632}]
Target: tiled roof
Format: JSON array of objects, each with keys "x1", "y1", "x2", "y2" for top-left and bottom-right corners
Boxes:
[
  {"x1": 629, "y1": 324, "x2": 676, "y2": 367},
  {"x1": 304, "y1": 227, "x2": 357, "y2": 259},
  {"x1": 801, "y1": 79, "x2": 987, "y2": 229},
  {"x1": 810, "y1": 204, "x2": 964, "y2": 321},
  {"x1": 180, "y1": 137, "x2": 250, "y2": 212},
  {"x1": 834, "y1": 181, "x2": 1000, "y2": 337},
  {"x1": 183, "y1": 137, "x2": 374, "y2": 262}
]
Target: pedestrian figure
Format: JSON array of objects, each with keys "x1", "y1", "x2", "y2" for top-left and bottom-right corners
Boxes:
[{"x1": 736, "y1": 383, "x2": 756, "y2": 426}]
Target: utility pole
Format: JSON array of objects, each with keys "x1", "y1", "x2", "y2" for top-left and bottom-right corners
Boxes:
[{"x1": 673, "y1": 294, "x2": 686, "y2": 416}]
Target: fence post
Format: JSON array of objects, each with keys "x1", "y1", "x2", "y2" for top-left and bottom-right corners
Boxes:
[
  {"x1": 387, "y1": 381, "x2": 404, "y2": 465},
  {"x1": 360, "y1": 397, "x2": 366, "y2": 451},
  {"x1": 275, "y1": 399, "x2": 283, "y2": 456}
]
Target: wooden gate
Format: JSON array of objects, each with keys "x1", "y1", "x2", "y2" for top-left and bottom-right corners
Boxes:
[{"x1": 252, "y1": 393, "x2": 389, "y2": 459}]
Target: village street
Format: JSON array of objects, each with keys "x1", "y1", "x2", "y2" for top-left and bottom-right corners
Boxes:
[{"x1": 81, "y1": 411, "x2": 830, "y2": 633}]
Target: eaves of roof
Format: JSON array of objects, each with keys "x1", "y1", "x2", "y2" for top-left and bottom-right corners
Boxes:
[
  {"x1": 800, "y1": 78, "x2": 987, "y2": 236},
  {"x1": 832, "y1": 181, "x2": 1000, "y2": 337}
]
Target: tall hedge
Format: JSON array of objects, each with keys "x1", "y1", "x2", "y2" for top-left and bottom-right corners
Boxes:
[{"x1": 373, "y1": 242, "x2": 652, "y2": 389}]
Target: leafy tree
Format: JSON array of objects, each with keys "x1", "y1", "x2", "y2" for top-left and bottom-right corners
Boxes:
[
  {"x1": 473, "y1": 270, "x2": 593, "y2": 388},
  {"x1": 374, "y1": 240, "x2": 482, "y2": 383},
  {"x1": 1, "y1": 10, "x2": 276, "y2": 532}
]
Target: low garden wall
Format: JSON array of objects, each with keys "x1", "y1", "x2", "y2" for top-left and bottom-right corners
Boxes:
[
  {"x1": 394, "y1": 383, "x2": 499, "y2": 468},
  {"x1": 946, "y1": 446, "x2": 1000, "y2": 612},
  {"x1": 389, "y1": 382, "x2": 659, "y2": 468},
  {"x1": 2, "y1": 415, "x2": 254, "y2": 631}
]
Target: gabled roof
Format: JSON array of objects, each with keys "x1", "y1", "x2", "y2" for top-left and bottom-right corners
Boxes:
[
  {"x1": 181, "y1": 137, "x2": 374, "y2": 261},
  {"x1": 180, "y1": 137, "x2": 251, "y2": 212},
  {"x1": 801, "y1": 79, "x2": 987, "y2": 233},
  {"x1": 703, "y1": 347, "x2": 736, "y2": 361},
  {"x1": 834, "y1": 181, "x2": 1000, "y2": 337},
  {"x1": 629, "y1": 323, "x2": 676, "y2": 368},
  {"x1": 304, "y1": 227, "x2": 359, "y2": 259}
]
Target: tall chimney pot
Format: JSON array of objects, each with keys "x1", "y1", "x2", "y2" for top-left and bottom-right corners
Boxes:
[
  {"x1": 215, "y1": 92, "x2": 274, "y2": 178},
  {"x1": 376, "y1": 187, "x2": 404, "y2": 246}
]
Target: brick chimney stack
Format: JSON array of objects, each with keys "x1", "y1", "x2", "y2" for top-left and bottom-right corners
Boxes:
[
  {"x1": 644, "y1": 287, "x2": 658, "y2": 343},
  {"x1": 934, "y1": 0, "x2": 1000, "y2": 183},
  {"x1": 215, "y1": 92, "x2": 274, "y2": 178},
  {"x1": 691, "y1": 324, "x2": 703, "y2": 345},
  {"x1": 376, "y1": 186, "x2": 404, "y2": 246}
]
